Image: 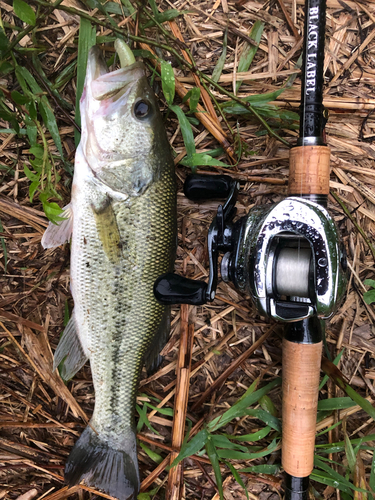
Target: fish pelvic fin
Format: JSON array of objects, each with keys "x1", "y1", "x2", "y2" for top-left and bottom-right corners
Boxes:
[
  {"x1": 41, "y1": 203, "x2": 73, "y2": 249},
  {"x1": 53, "y1": 311, "x2": 88, "y2": 381},
  {"x1": 144, "y1": 306, "x2": 170, "y2": 375},
  {"x1": 65, "y1": 426, "x2": 140, "y2": 500}
]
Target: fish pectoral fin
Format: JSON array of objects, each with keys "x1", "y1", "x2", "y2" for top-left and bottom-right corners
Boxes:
[
  {"x1": 53, "y1": 311, "x2": 88, "y2": 381},
  {"x1": 41, "y1": 203, "x2": 73, "y2": 249},
  {"x1": 144, "y1": 307, "x2": 171, "y2": 375},
  {"x1": 92, "y1": 198, "x2": 122, "y2": 264},
  {"x1": 65, "y1": 425, "x2": 140, "y2": 499}
]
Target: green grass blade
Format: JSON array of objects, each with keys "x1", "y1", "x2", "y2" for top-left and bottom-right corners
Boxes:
[
  {"x1": 139, "y1": 442, "x2": 163, "y2": 464},
  {"x1": 39, "y1": 96, "x2": 64, "y2": 160},
  {"x1": 369, "y1": 450, "x2": 375, "y2": 493},
  {"x1": 163, "y1": 67, "x2": 200, "y2": 167},
  {"x1": 161, "y1": 61, "x2": 175, "y2": 105},
  {"x1": 259, "y1": 394, "x2": 278, "y2": 416},
  {"x1": 120, "y1": 0, "x2": 136, "y2": 17},
  {"x1": 239, "y1": 464, "x2": 280, "y2": 474},
  {"x1": 208, "y1": 378, "x2": 280, "y2": 432},
  {"x1": 316, "y1": 434, "x2": 375, "y2": 454},
  {"x1": 179, "y1": 152, "x2": 230, "y2": 168},
  {"x1": 206, "y1": 435, "x2": 224, "y2": 500},
  {"x1": 136, "y1": 403, "x2": 159, "y2": 435},
  {"x1": 14, "y1": 65, "x2": 41, "y2": 94},
  {"x1": 236, "y1": 20, "x2": 264, "y2": 92},
  {"x1": 364, "y1": 289, "x2": 375, "y2": 304},
  {"x1": 211, "y1": 29, "x2": 227, "y2": 83},
  {"x1": 211, "y1": 434, "x2": 249, "y2": 452},
  {"x1": 364, "y1": 280, "x2": 375, "y2": 304},
  {"x1": 310, "y1": 470, "x2": 353, "y2": 494},
  {"x1": 147, "y1": 0, "x2": 159, "y2": 16},
  {"x1": 217, "y1": 439, "x2": 279, "y2": 460},
  {"x1": 0, "y1": 29, "x2": 9, "y2": 53},
  {"x1": 226, "y1": 461, "x2": 249, "y2": 500},
  {"x1": 13, "y1": 66, "x2": 65, "y2": 160},
  {"x1": 170, "y1": 428, "x2": 209, "y2": 467},
  {"x1": 53, "y1": 60, "x2": 77, "y2": 91},
  {"x1": 169, "y1": 104, "x2": 196, "y2": 161},
  {"x1": 353, "y1": 437, "x2": 366, "y2": 457},
  {"x1": 24, "y1": 114, "x2": 37, "y2": 146},
  {"x1": 13, "y1": 0, "x2": 36, "y2": 26},
  {"x1": 144, "y1": 9, "x2": 185, "y2": 28},
  {"x1": 314, "y1": 456, "x2": 368, "y2": 494},
  {"x1": 182, "y1": 88, "x2": 200, "y2": 113},
  {"x1": 316, "y1": 420, "x2": 343, "y2": 437},
  {"x1": 319, "y1": 348, "x2": 345, "y2": 390},
  {"x1": 322, "y1": 358, "x2": 375, "y2": 421},
  {"x1": 11, "y1": 90, "x2": 30, "y2": 105},
  {"x1": 207, "y1": 378, "x2": 258, "y2": 431},
  {"x1": 317, "y1": 397, "x2": 356, "y2": 411},
  {"x1": 75, "y1": 17, "x2": 96, "y2": 146},
  {"x1": 221, "y1": 88, "x2": 288, "y2": 115},
  {"x1": 344, "y1": 428, "x2": 357, "y2": 474},
  {"x1": 244, "y1": 409, "x2": 281, "y2": 432},
  {"x1": 144, "y1": 402, "x2": 173, "y2": 417},
  {"x1": 227, "y1": 426, "x2": 271, "y2": 442},
  {"x1": 32, "y1": 54, "x2": 73, "y2": 111}
]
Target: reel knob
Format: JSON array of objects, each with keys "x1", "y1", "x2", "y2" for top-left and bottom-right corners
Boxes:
[
  {"x1": 154, "y1": 273, "x2": 212, "y2": 305},
  {"x1": 184, "y1": 174, "x2": 234, "y2": 201}
]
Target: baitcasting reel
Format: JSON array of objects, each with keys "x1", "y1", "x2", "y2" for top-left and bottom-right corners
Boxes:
[{"x1": 154, "y1": 174, "x2": 347, "y2": 322}]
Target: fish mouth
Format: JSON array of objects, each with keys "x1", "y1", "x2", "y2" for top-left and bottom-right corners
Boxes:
[
  {"x1": 84, "y1": 43, "x2": 145, "y2": 108},
  {"x1": 91, "y1": 62, "x2": 145, "y2": 102}
]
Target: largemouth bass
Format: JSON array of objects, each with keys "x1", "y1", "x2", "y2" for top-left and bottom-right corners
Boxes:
[{"x1": 42, "y1": 41, "x2": 176, "y2": 499}]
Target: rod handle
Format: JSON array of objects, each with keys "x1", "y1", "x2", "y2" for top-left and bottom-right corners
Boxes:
[
  {"x1": 282, "y1": 339, "x2": 322, "y2": 477},
  {"x1": 288, "y1": 145, "x2": 330, "y2": 196}
]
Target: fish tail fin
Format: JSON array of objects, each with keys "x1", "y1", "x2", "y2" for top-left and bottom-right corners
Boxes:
[{"x1": 65, "y1": 426, "x2": 139, "y2": 499}]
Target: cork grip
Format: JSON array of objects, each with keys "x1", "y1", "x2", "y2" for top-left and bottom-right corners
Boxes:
[
  {"x1": 282, "y1": 339, "x2": 322, "y2": 477},
  {"x1": 288, "y1": 146, "x2": 331, "y2": 196}
]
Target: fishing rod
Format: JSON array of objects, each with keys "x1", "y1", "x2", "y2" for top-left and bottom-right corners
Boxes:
[{"x1": 154, "y1": 0, "x2": 347, "y2": 496}]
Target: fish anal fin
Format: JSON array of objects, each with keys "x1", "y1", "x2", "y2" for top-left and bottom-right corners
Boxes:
[
  {"x1": 144, "y1": 307, "x2": 171, "y2": 375},
  {"x1": 41, "y1": 203, "x2": 73, "y2": 249},
  {"x1": 53, "y1": 311, "x2": 88, "y2": 381},
  {"x1": 65, "y1": 426, "x2": 139, "y2": 499}
]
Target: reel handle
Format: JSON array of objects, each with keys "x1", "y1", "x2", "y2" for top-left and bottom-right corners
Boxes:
[
  {"x1": 154, "y1": 273, "x2": 210, "y2": 305},
  {"x1": 154, "y1": 175, "x2": 239, "y2": 307},
  {"x1": 184, "y1": 174, "x2": 234, "y2": 201}
]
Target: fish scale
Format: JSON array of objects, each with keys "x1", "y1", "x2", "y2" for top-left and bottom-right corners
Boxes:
[{"x1": 42, "y1": 44, "x2": 176, "y2": 500}]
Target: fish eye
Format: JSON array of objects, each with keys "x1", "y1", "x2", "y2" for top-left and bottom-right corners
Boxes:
[{"x1": 134, "y1": 99, "x2": 151, "y2": 119}]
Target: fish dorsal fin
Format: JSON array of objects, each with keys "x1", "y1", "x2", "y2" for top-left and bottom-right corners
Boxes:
[
  {"x1": 53, "y1": 311, "x2": 88, "y2": 381},
  {"x1": 41, "y1": 203, "x2": 73, "y2": 249}
]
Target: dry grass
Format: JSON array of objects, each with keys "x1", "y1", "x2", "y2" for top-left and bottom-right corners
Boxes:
[{"x1": 1, "y1": 0, "x2": 375, "y2": 499}]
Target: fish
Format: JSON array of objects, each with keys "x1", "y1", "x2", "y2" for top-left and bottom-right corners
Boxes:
[{"x1": 42, "y1": 40, "x2": 177, "y2": 499}]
